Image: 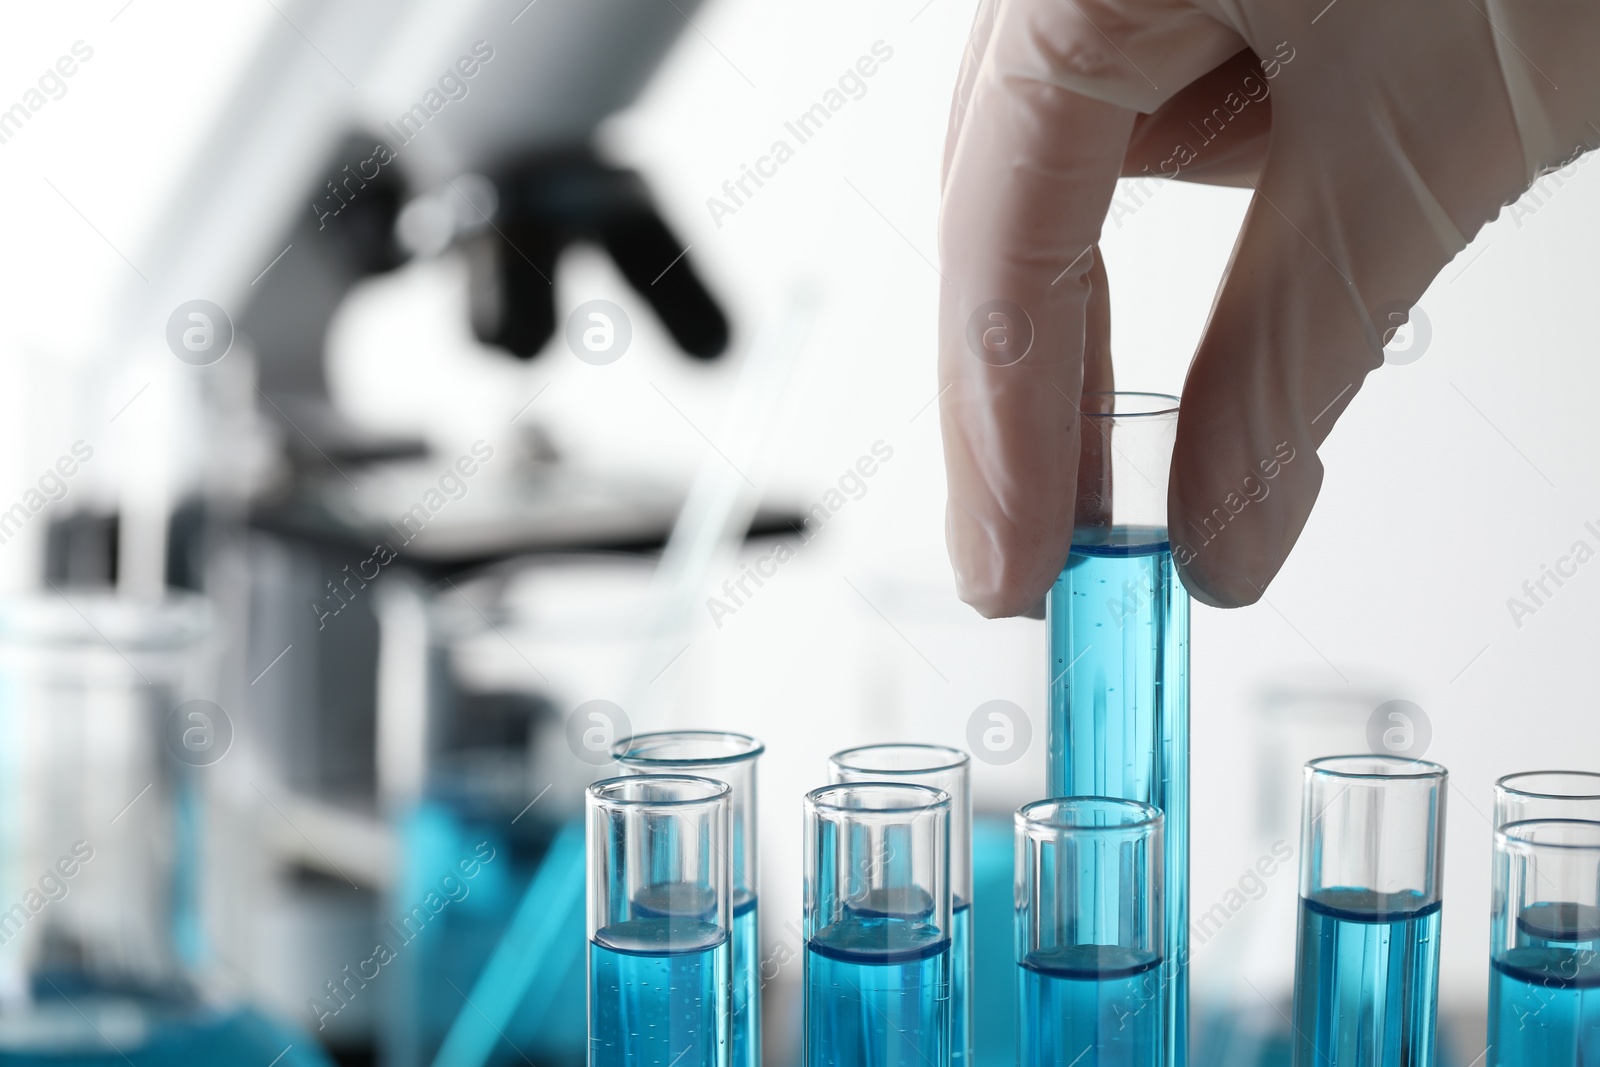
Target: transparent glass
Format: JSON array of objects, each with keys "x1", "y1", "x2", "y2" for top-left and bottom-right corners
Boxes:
[
  {"x1": 1495, "y1": 771, "x2": 1600, "y2": 828},
  {"x1": 615, "y1": 732, "x2": 764, "y2": 1067},
  {"x1": 1015, "y1": 797, "x2": 1164, "y2": 1067},
  {"x1": 1049, "y1": 390, "x2": 1188, "y2": 1066},
  {"x1": 1487, "y1": 819, "x2": 1600, "y2": 1066},
  {"x1": 0, "y1": 592, "x2": 331, "y2": 1065},
  {"x1": 1292, "y1": 756, "x2": 1448, "y2": 1067},
  {"x1": 829, "y1": 744, "x2": 971, "y2": 1067},
  {"x1": 586, "y1": 774, "x2": 733, "y2": 1067},
  {"x1": 803, "y1": 783, "x2": 951, "y2": 1067}
]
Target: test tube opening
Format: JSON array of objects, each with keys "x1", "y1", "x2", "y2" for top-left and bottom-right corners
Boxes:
[{"x1": 1494, "y1": 769, "x2": 1600, "y2": 828}]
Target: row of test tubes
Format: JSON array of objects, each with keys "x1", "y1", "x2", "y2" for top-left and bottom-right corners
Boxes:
[
  {"x1": 580, "y1": 730, "x2": 1180, "y2": 1067},
  {"x1": 584, "y1": 734, "x2": 971, "y2": 1067},
  {"x1": 1286, "y1": 761, "x2": 1600, "y2": 1067},
  {"x1": 579, "y1": 743, "x2": 1600, "y2": 1067}
]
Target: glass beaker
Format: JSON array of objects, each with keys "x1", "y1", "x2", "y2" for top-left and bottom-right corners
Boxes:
[
  {"x1": 1292, "y1": 756, "x2": 1447, "y2": 1067},
  {"x1": 0, "y1": 592, "x2": 331, "y2": 1065},
  {"x1": 1487, "y1": 818, "x2": 1600, "y2": 1066},
  {"x1": 1015, "y1": 796, "x2": 1165, "y2": 1067},
  {"x1": 1048, "y1": 391, "x2": 1188, "y2": 1066},
  {"x1": 587, "y1": 774, "x2": 733, "y2": 1067}
]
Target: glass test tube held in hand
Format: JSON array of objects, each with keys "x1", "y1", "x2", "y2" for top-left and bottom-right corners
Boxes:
[
  {"x1": 829, "y1": 745, "x2": 973, "y2": 1067},
  {"x1": 1048, "y1": 392, "x2": 1189, "y2": 1066},
  {"x1": 1292, "y1": 757, "x2": 1447, "y2": 1067},
  {"x1": 804, "y1": 783, "x2": 952, "y2": 1067},
  {"x1": 615, "y1": 732, "x2": 764, "y2": 1067},
  {"x1": 1487, "y1": 819, "x2": 1600, "y2": 1065},
  {"x1": 586, "y1": 775, "x2": 733, "y2": 1067},
  {"x1": 1016, "y1": 798, "x2": 1165, "y2": 1067}
]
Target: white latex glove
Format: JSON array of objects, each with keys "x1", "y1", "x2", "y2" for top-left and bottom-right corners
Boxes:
[{"x1": 938, "y1": 0, "x2": 1600, "y2": 615}]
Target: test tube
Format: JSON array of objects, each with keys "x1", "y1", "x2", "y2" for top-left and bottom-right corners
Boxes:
[
  {"x1": 1048, "y1": 391, "x2": 1188, "y2": 1066},
  {"x1": 1016, "y1": 797, "x2": 1165, "y2": 1067},
  {"x1": 1292, "y1": 756, "x2": 1447, "y2": 1067},
  {"x1": 803, "y1": 782, "x2": 951, "y2": 1067},
  {"x1": 828, "y1": 744, "x2": 972, "y2": 1067},
  {"x1": 586, "y1": 775, "x2": 733, "y2": 1067},
  {"x1": 613, "y1": 731, "x2": 765, "y2": 1067},
  {"x1": 1495, "y1": 771, "x2": 1600, "y2": 827},
  {"x1": 1487, "y1": 819, "x2": 1600, "y2": 1065}
]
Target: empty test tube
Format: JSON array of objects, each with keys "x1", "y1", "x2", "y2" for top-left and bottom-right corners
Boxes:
[
  {"x1": 804, "y1": 782, "x2": 952, "y2": 1067},
  {"x1": 586, "y1": 774, "x2": 732, "y2": 1067},
  {"x1": 614, "y1": 731, "x2": 764, "y2": 1067},
  {"x1": 1292, "y1": 756, "x2": 1447, "y2": 1067},
  {"x1": 1016, "y1": 797, "x2": 1165, "y2": 1067}
]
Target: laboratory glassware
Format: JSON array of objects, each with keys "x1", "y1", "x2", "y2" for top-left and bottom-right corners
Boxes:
[
  {"x1": 1487, "y1": 818, "x2": 1600, "y2": 1065},
  {"x1": 586, "y1": 774, "x2": 732, "y2": 1067},
  {"x1": 0, "y1": 593, "x2": 332, "y2": 1066},
  {"x1": 615, "y1": 731, "x2": 765, "y2": 1067},
  {"x1": 1292, "y1": 756, "x2": 1447, "y2": 1067},
  {"x1": 1494, "y1": 771, "x2": 1600, "y2": 827},
  {"x1": 1016, "y1": 797, "x2": 1165, "y2": 1067},
  {"x1": 803, "y1": 782, "x2": 951, "y2": 1067},
  {"x1": 828, "y1": 744, "x2": 972, "y2": 1067},
  {"x1": 1047, "y1": 390, "x2": 1188, "y2": 1066}
]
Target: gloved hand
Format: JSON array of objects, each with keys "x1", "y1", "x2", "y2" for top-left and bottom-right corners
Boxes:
[{"x1": 938, "y1": 0, "x2": 1599, "y2": 615}]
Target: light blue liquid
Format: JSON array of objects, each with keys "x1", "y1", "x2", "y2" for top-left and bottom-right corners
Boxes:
[
  {"x1": 1292, "y1": 889, "x2": 1441, "y2": 1067},
  {"x1": 953, "y1": 899, "x2": 971, "y2": 1067},
  {"x1": 589, "y1": 917, "x2": 731, "y2": 1067},
  {"x1": 0, "y1": 992, "x2": 333, "y2": 1066},
  {"x1": 1048, "y1": 535, "x2": 1189, "y2": 1066},
  {"x1": 804, "y1": 916, "x2": 951, "y2": 1067},
  {"x1": 388, "y1": 798, "x2": 585, "y2": 1066},
  {"x1": 1018, "y1": 945, "x2": 1165, "y2": 1067},
  {"x1": 1487, "y1": 902, "x2": 1600, "y2": 1066},
  {"x1": 733, "y1": 892, "x2": 759, "y2": 1067}
]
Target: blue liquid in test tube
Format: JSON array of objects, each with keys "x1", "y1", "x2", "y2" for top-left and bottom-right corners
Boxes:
[
  {"x1": 1016, "y1": 797, "x2": 1166, "y2": 1067},
  {"x1": 830, "y1": 745, "x2": 972, "y2": 1067},
  {"x1": 1291, "y1": 756, "x2": 1447, "y2": 1067},
  {"x1": 1487, "y1": 819, "x2": 1600, "y2": 1066},
  {"x1": 1047, "y1": 392, "x2": 1188, "y2": 1067},
  {"x1": 804, "y1": 783, "x2": 952, "y2": 1067},
  {"x1": 615, "y1": 732, "x2": 764, "y2": 1067},
  {"x1": 586, "y1": 775, "x2": 733, "y2": 1067}
]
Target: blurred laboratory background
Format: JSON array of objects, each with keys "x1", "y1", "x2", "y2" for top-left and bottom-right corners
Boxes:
[{"x1": 0, "y1": 0, "x2": 1596, "y2": 1064}]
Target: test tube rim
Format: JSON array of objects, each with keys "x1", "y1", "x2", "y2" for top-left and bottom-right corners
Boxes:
[
  {"x1": 1015, "y1": 796, "x2": 1163, "y2": 838},
  {"x1": 828, "y1": 743, "x2": 970, "y2": 777},
  {"x1": 1305, "y1": 754, "x2": 1448, "y2": 782},
  {"x1": 587, "y1": 773, "x2": 732, "y2": 810},
  {"x1": 611, "y1": 729, "x2": 766, "y2": 768},
  {"x1": 804, "y1": 781, "x2": 950, "y2": 817},
  {"x1": 1495, "y1": 817, "x2": 1600, "y2": 854},
  {"x1": 1495, "y1": 769, "x2": 1600, "y2": 802},
  {"x1": 1078, "y1": 390, "x2": 1180, "y2": 419}
]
